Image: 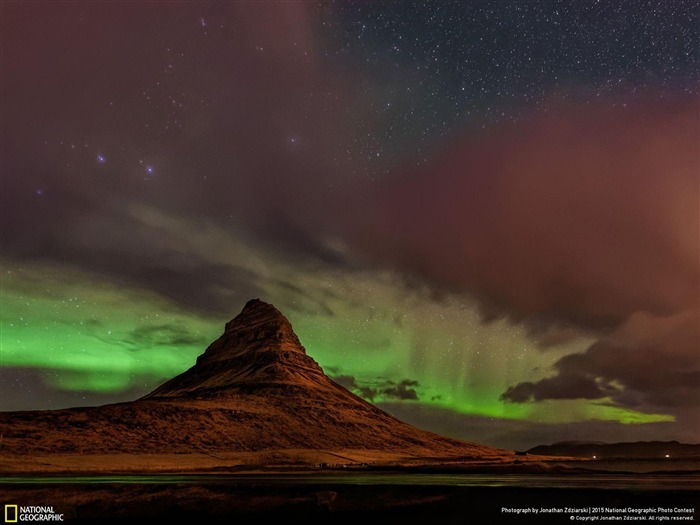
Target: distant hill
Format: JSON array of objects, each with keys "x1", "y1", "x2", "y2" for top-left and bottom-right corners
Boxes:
[{"x1": 527, "y1": 441, "x2": 700, "y2": 459}]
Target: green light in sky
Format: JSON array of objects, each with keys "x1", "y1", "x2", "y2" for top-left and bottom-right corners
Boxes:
[
  {"x1": 1, "y1": 264, "x2": 222, "y2": 392},
  {"x1": 0, "y1": 260, "x2": 675, "y2": 428}
]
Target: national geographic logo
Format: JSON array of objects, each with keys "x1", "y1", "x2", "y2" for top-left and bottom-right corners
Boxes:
[
  {"x1": 4, "y1": 506, "x2": 17, "y2": 523},
  {"x1": 4, "y1": 505, "x2": 63, "y2": 522}
]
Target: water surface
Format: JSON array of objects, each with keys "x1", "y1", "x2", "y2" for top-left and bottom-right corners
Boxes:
[{"x1": 3, "y1": 472, "x2": 699, "y2": 491}]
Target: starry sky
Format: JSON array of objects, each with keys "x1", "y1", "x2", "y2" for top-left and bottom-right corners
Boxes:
[{"x1": 1, "y1": 1, "x2": 698, "y2": 450}]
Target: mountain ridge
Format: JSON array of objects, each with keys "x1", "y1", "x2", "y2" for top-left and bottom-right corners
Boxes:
[{"x1": 527, "y1": 441, "x2": 700, "y2": 459}]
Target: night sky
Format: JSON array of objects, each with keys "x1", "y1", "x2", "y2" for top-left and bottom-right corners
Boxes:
[{"x1": 1, "y1": 1, "x2": 698, "y2": 450}]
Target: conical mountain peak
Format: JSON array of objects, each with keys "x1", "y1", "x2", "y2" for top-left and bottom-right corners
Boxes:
[
  {"x1": 145, "y1": 299, "x2": 325, "y2": 398},
  {"x1": 228, "y1": 298, "x2": 286, "y2": 328},
  {"x1": 223, "y1": 298, "x2": 301, "y2": 348}
]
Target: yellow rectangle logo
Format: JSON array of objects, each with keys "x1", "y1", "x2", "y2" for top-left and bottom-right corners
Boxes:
[{"x1": 4, "y1": 505, "x2": 18, "y2": 523}]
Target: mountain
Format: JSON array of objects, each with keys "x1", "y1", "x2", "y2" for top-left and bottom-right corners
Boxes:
[
  {"x1": 144, "y1": 298, "x2": 342, "y2": 398},
  {"x1": 0, "y1": 299, "x2": 506, "y2": 472},
  {"x1": 527, "y1": 441, "x2": 700, "y2": 459}
]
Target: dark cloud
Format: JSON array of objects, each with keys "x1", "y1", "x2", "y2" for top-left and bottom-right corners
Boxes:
[
  {"x1": 381, "y1": 379, "x2": 420, "y2": 401},
  {"x1": 5, "y1": 199, "x2": 344, "y2": 320},
  {"x1": 4, "y1": 202, "x2": 266, "y2": 316},
  {"x1": 81, "y1": 258, "x2": 250, "y2": 319},
  {"x1": 358, "y1": 387, "x2": 380, "y2": 401},
  {"x1": 331, "y1": 375, "x2": 420, "y2": 402},
  {"x1": 502, "y1": 310, "x2": 700, "y2": 415},
  {"x1": 331, "y1": 375, "x2": 358, "y2": 390},
  {"x1": 500, "y1": 374, "x2": 612, "y2": 403}
]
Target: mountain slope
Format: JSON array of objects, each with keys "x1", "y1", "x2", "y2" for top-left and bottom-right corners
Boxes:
[{"x1": 0, "y1": 300, "x2": 505, "y2": 468}]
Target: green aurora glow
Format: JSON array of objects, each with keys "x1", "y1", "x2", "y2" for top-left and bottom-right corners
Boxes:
[{"x1": 1, "y1": 262, "x2": 672, "y2": 426}]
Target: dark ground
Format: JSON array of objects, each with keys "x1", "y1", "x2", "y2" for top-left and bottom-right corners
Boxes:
[{"x1": 2, "y1": 482, "x2": 698, "y2": 524}]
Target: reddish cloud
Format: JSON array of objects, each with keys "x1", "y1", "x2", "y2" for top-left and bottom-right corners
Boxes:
[{"x1": 360, "y1": 96, "x2": 698, "y2": 327}]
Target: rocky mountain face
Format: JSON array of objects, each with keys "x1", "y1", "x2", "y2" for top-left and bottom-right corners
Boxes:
[
  {"x1": 145, "y1": 299, "x2": 333, "y2": 398},
  {"x1": 0, "y1": 300, "x2": 503, "y2": 462}
]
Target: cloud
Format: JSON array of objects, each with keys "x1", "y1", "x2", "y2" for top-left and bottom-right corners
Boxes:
[
  {"x1": 524, "y1": 319, "x2": 591, "y2": 349},
  {"x1": 331, "y1": 375, "x2": 358, "y2": 390},
  {"x1": 381, "y1": 379, "x2": 420, "y2": 400},
  {"x1": 4, "y1": 202, "x2": 346, "y2": 318},
  {"x1": 125, "y1": 323, "x2": 208, "y2": 348},
  {"x1": 500, "y1": 374, "x2": 614, "y2": 403},
  {"x1": 331, "y1": 375, "x2": 421, "y2": 402},
  {"x1": 501, "y1": 310, "x2": 700, "y2": 415},
  {"x1": 358, "y1": 96, "x2": 699, "y2": 328}
]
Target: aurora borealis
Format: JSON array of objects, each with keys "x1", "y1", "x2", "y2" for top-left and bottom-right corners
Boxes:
[{"x1": 1, "y1": 1, "x2": 698, "y2": 450}]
